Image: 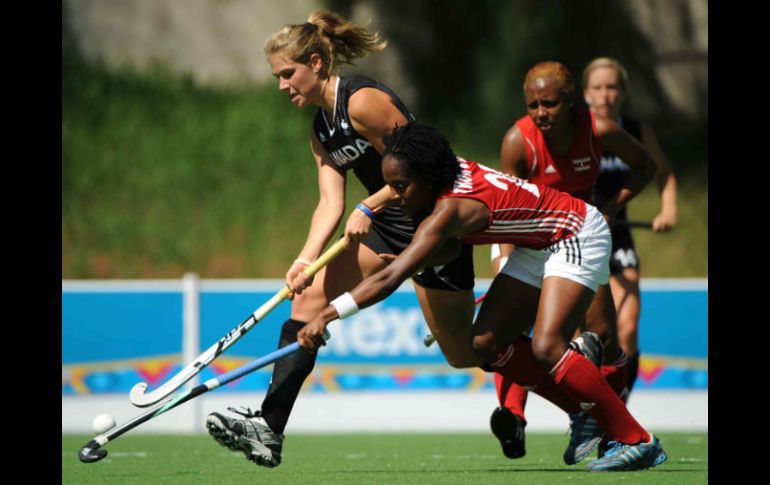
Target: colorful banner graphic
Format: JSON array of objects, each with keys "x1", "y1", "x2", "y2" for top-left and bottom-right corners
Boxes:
[{"x1": 62, "y1": 279, "x2": 707, "y2": 394}]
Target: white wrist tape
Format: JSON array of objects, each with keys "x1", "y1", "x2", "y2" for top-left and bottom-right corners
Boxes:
[
  {"x1": 330, "y1": 292, "x2": 359, "y2": 319},
  {"x1": 490, "y1": 244, "x2": 501, "y2": 261}
]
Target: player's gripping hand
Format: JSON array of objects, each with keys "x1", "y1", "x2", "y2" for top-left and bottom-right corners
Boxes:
[
  {"x1": 286, "y1": 261, "x2": 314, "y2": 299},
  {"x1": 297, "y1": 318, "x2": 328, "y2": 352},
  {"x1": 344, "y1": 206, "x2": 373, "y2": 244},
  {"x1": 652, "y1": 210, "x2": 676, "y2": 233}
]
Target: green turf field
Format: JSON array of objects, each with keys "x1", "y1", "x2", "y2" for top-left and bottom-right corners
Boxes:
[{"x1": 63, "y1": 432, "x2": 707, "y2": 484}]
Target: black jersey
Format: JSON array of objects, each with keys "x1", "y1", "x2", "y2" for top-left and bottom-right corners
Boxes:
[
  {"x1": 313, "y1": 76, "x2": 474, "y2": 290},
  {"x1": 311, "y1": 75, "x2": 420, "y2": 252},
  {"x1": 310, "y1": 75, "x2": 474, "y2": 290},
  {"x1": 593, "y1": 116, "x2": 642, "y2": 221},
  {"x1": 312, "y1": 75, "x2": 415, "y2": 194}
]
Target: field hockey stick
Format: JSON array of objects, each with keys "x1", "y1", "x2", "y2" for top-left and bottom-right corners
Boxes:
[
  {"x1": 613, "y1": 220, "x2": 653, "y2": 229},
  {"x1": 80, "y1": 330, "x2": 330, "y2": 463},
  {"x1": 128, "y1": 237, "x2": 348, "y2": 407},
  {"x1": 423, "y1": 293, "x2": 487, "y2": 347}
]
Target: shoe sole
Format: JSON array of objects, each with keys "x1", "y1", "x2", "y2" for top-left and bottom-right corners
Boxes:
[
  {"x1": 564, "y1": 435, "x2": 603, "y2": 465},
  {"x1": 490, "y1": 408, "x2": 525, "y2": 459},
  {"x1": 587, "y1": 446, "x2": 668, "y2": 471},
  {"x1": 652, "y1": 450, "x2": 668, "y2": 466},
  {"x1": 206, "y1": 414, "x2": 248, "y2": 454},
  {"x1": 206, "y1": 414, "x2": 280, "y2": 468}
]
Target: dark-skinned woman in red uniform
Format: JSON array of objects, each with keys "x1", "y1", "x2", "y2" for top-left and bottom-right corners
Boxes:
[
  {"x1": 489, "y1": 61, "x2": 658, "y2": 465},
  {"x1": 296, "y1": 121, "x2": 668, "y2": 472}
]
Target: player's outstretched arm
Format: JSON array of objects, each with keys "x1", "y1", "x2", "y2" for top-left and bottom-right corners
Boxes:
[
  {"x1": 594, "y1": 117, "x2": 656, "y2": 222},
  {"x1": 639, "y1": 122, "x2": 678, "y2": 232},
  {"x1": 297, "y1": 201, "x2": 461, "y2": 350},
  {"x1": 287, "y1": 132, "x2": 347, "y2": 295}
]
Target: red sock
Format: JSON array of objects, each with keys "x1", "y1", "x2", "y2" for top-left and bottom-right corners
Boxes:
[
  {"x1": 601, "y1": 352, "x2": 630, "y2": 402},
  {"x1": 551, "y1": 349, "x2": 648, "y2": 444},
  {"x1": 494, "y1": 374, "x2": 529, "y2": 423},
  {"x1": 494, "y1": 337, "x2": 581, "y2": 415}
]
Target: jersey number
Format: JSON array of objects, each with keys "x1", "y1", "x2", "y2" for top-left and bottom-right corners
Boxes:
[{"x1": 478, "y1": 163, "x2": 540, "y2": 198}]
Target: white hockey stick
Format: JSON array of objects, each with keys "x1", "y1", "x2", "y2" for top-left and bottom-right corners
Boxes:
[
  {"x1": 81, "y1": 330, "x2": 330, "y2": 463},
  {"x1": 128, "y1": 238, "x2": 348, "y2": 407}
]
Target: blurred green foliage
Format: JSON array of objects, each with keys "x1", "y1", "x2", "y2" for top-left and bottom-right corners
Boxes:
[
  {"x1": 63, "y1": 51, "x2": 320, "y2": 277},
  {"x1": 330, "y1": 0, "x2": 708, "y2": 176}
]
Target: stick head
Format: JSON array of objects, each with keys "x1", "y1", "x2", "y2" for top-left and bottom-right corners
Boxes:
[
  {"x1": 79, "y1": 440, "x2": 108, "y2": 463},
  {"x1": 129, "y1": 381, "x2": 155, "y2": 407}
]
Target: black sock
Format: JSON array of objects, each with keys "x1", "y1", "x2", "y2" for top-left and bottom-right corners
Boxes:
[
  {"x1": 259, "y1": 319, "x2": 317, "y2": 434},
  {"x1": 627, "y1": 350, "x2": 641, "y2": 393}
]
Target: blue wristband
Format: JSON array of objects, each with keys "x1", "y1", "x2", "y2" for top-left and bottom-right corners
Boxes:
[{"x1": 355, "y1": 202, "x2": 375, "y2": 219}]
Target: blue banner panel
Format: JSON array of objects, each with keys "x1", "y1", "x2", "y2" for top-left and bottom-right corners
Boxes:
[
  {"x1": 638, "y1": 290, "x2": 708, "y2": 359},
  {"x1": 62, "y1": 292, "x2": 183, "y2": 363},
  {"x1": 199, "y1": 292, "x2": 289, "y2": 358},
  {"x1": 62, "y1": 280, "x2": 707, "y2": 394}
]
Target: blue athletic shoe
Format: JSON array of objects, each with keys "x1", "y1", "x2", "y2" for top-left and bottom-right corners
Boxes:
[{"x1": 586, "y1": 434, "x2": 668, "y2": 471}]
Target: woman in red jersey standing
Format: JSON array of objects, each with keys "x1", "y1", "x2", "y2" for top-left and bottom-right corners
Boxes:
[{"x1": 489, "y1": 61, "x2": 658, "y2": 465}]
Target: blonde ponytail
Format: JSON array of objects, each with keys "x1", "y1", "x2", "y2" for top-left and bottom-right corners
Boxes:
[{"x1": 265, "y1": 10, "x2": 386, "y2": 78}]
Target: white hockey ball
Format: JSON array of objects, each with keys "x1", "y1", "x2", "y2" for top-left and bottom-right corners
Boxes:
[{"x1": 92, "y1": 413, "x2": 116, "y2": 434}]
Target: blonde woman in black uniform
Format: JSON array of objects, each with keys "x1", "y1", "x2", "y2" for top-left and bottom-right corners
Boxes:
[
  {"x1": 205, "y1": 11, "x2": 476, "y2": 468},
  {"x1": 582, "y1": 57, "x2": 678, "y2": 399}
]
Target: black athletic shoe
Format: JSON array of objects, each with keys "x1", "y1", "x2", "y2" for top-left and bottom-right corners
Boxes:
[
  {"x1": 490, "y1": 406, "x2": 526, "y2": 459},
  {"x1": 569, "y1": 331, "x2": 604, "y2": 368}
]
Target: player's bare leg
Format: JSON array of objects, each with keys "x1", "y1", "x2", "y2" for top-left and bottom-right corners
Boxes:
[
  {"x1": 207, "y1": 241, "x2": 388, "y2": 467},
  {"x1": 413, "y1": 284, "x2": 479, "y2": 367}
]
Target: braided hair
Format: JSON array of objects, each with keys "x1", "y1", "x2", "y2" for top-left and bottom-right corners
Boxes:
[{"x1": 383, "y1": 122, "x2": 461, "y2": 195}]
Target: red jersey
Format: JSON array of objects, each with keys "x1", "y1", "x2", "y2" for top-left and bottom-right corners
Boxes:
[
  {"x1": 437, "y1": 159, "x2": 587, "y2": 249},
  {"x1": 515, "y1": 107, "x2": 601, "y2": 202}
]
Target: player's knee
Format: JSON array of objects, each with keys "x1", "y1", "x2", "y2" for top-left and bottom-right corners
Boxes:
[
  {"x1": 291, "y1": 286, "x2": 333, "y2": 319},
  {"x1": 444, "y1": 352, "x2": 479, "y2": 369},
  {"x1": 291, "y1": 287, "x2": 320, "y2": 309},
  {"x1": 471, "y1": 333, "x2": 498, "y2": 362},
  {"x1": 530, "y1": 336, "x2": 561, "y2": 367}
]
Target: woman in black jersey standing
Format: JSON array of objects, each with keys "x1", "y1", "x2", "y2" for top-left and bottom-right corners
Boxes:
[
  {"x1": 205, "y1": 11, "x2": 476, "y2": 468},
  {"x1": 582, "y1": 57, "x2": 678, "y2": 399}
]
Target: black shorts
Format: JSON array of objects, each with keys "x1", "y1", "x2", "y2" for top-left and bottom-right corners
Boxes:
[
  {"x1": 362, "y1": 206, "x2": 475, "y2": 292},
  {"x1": 609, "y1": 223, "x2": 640, "y2": 274}
]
